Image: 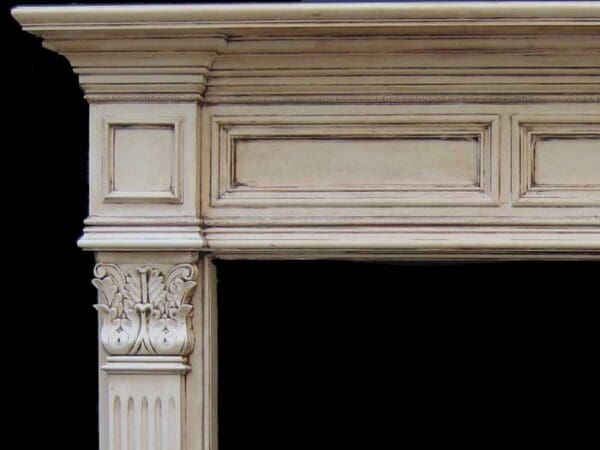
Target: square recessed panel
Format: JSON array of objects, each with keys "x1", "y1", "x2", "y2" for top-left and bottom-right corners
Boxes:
[
  {"x1": 112, "y1": 125, "x2": 174, "y2": 192},
  {"x1": 513, "y1": 115, "x2": 600, "y2": 207},
  {"x1": 104, "y1": 120, "x2": 182, "y2": 204}
]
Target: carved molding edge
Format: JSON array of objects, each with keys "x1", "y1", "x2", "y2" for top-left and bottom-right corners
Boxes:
[
  {"x1": 85, "y1": 94, "x2": 204, "y2": 103},
  {"x1": 204, "y1": 94, "x2": 600, "y2": 104},
  {"x1": 92, "y1": 263, "x2": 198, "y2": 356}
]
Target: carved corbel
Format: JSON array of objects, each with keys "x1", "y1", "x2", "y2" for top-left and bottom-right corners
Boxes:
[{"x1": 92, "y1": 263, "x2": 198, "y2": 356}]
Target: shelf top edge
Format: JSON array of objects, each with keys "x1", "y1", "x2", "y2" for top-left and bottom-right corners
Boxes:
[{"x1": 12, "y1": 2, "x2": 600, "y2": 33}]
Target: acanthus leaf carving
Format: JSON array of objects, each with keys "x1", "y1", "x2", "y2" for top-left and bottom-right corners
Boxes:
[{"x1": 92, "y1": 263, "x2": 197, "y2": 356}]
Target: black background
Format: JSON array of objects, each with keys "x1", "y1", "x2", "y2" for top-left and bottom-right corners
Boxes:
[{"x1": 2, "y1": 1, "x2": 597, "y2": 448}]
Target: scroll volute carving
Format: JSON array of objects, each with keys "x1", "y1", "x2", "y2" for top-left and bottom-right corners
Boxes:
[{"x1": 92, "y1": 263, "x2": 197, "y2": 356}]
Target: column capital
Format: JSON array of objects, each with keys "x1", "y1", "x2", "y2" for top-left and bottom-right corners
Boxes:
[{"x1": 92, "y1": 262, "x2": 198, "y2": 356}]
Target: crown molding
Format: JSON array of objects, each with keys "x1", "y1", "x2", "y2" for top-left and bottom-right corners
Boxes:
[{"x1": 13, "y1": 3, "x2": 600, "y2": 100}]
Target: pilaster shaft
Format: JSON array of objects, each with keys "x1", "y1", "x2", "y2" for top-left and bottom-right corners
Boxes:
[
  {"x1": 104, "y1": 356, "x2": 189, "y2": 450},
  {"x1": 92, "y1": 256, "x2": 204, "y2": 450}
]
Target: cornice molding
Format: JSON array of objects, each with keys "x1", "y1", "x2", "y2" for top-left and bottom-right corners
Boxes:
[{"x1": 13, "y1": 3, "x2": 600, "y2": 100}]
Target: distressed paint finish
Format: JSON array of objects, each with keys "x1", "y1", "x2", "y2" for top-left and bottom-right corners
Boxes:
[
  {"x1": 104, "y1": 356, "x2": 189, "y2": 450},
  {"x1": 10, "y1": 3, "x2": 600, "y2": 450}
]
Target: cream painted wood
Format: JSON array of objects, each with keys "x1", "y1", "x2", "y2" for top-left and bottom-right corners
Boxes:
[
  {"x1": 105, "y1": 120, "x2": 183, "y2": 204},
  {"x1": 512, "y1": 115, "x2": 600, "y2": 206},
  {"x1": 210, "y1": 113, "x2": 499, "y2": 207},
  {"x1": 104, "y1": 356, "x2": 189, "y2": 450},
  {"x1": 11, "y1": 3, "x2": 600, "y2": 450}
]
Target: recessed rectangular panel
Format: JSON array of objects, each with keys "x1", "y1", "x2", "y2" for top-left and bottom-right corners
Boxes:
[
  {"x1": 534, "y1": 136, "x2": 600, "y2": 186},
  {"x1": 513, "y1": 116, "x2": 600, "y2": 207},
  {"x1": 112, "y1": 125, "x2": 175, "y2": 192},
  {"x1": 234, "y1": 137, "x2": 480, "y2": 188},
  {"x1": 210, "y1": 114, "x2": 499, "y2": 208}
]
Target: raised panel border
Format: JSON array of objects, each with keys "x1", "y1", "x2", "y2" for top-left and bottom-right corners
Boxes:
[
  {"x1": 102, "y1": 117, "x2": 184, "y2": 204},
  {"x1": 512, "y1": 114, "x2": 600, "y2": 207},
  {"x1": 210, "y1": 114, "x2": 500, "y2": 208}
]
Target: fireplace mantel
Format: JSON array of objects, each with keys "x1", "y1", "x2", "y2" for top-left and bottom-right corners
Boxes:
[{"x1": 12, "y1": 2, "x2": 600, "y2": 449}]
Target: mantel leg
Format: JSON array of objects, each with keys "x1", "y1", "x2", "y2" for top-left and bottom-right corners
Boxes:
[
  {"x1": 92, "y1": 253, "x2": 214, "y2": 450},
  {"x1": 104, "y1": 356, "x2": 189, "y2": 450}
]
